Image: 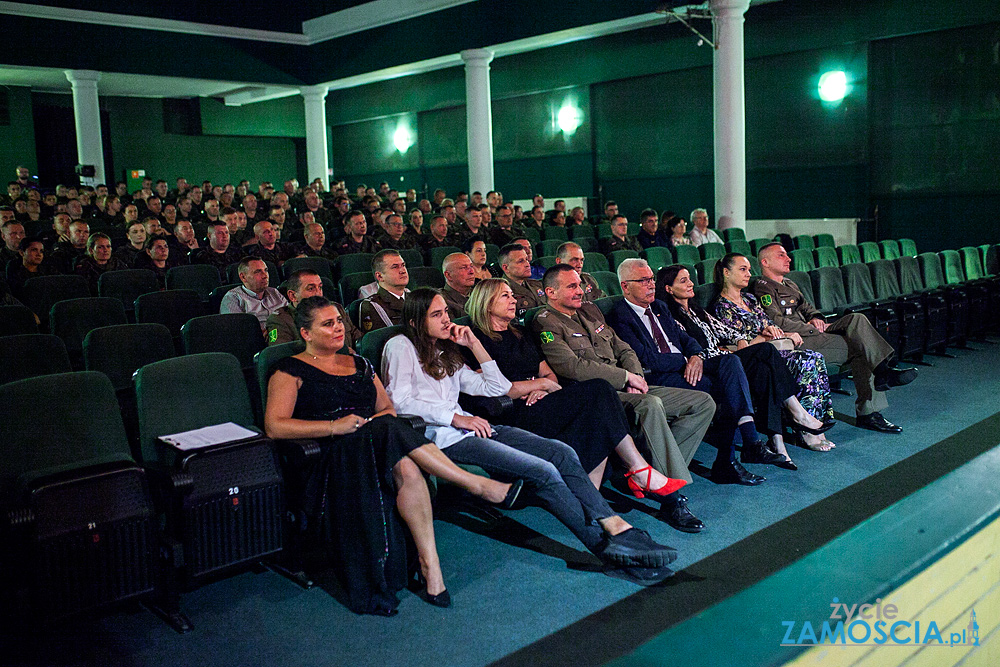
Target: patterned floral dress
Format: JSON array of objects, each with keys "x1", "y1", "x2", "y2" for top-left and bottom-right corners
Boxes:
[{"x1": 712, "y1": 293, "x2": 834, "y2": 421}]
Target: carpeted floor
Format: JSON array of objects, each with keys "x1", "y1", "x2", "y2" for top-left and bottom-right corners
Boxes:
[{"x1": 8, "y1": 342, "x2": 1000, "y2": 667}]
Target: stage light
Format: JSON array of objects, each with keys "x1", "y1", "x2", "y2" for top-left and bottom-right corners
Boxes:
[{"x1": 818, "y1": 71, "x2": 849, "y2": 103}]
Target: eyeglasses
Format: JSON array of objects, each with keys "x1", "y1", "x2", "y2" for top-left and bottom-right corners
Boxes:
[{"x1": 623, "y1": 277, "x2": 656, "y2": 286}]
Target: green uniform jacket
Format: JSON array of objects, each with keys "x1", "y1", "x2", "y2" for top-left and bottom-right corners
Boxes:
[{"x1": 751, "y1": 276, "x2": 824, "y2": 336}]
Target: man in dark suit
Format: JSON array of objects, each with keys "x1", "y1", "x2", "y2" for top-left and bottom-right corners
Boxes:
[{"x1": 606, "y1": 258, "x2": 780, "y2": 485}]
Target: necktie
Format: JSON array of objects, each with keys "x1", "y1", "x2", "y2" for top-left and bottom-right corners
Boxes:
[{"x1": 645, "y1": 308, "x2": 670, "y2": 354}]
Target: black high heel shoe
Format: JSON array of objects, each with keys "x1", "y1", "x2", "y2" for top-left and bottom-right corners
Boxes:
[
  {"x1": 789, "y1": 419, "x2": 836, "y2": 436},
  {"x1": 412, "y1": 571, "x2": 451, "y2": 608}
]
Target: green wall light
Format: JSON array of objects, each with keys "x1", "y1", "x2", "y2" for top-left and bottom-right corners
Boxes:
[
  {"x1": 818, "y1": 70, "x2": 849, "y2": 102},
  {"x1": 557, "y1": 103, "x2": 582, "y2": 135},
  {"x1": 393, "y1": 124, "x2": 414, "y2": 153}
]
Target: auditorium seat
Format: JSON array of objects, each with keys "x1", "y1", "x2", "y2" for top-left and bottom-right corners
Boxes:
[
  {"x1": 408, "y1": 266, "x2": 446, "y2": 289},
  {"x1": 181, "y1": 313, "x2": 265, "y2": 371},
  {"x1": 280, "y1": 256, "x2": 333, "y2": 281},
  {"x1": 672, "y1": 245, "x2": 700, "y2": 266},
  {"x1": 428, "y1": 246, "x2": 461, "y2": 270},
  {"x1": 786, "y1": 270, "x2": 816, "y2": 306},
  {"x1": 22, "y1": 274, "x2": 90, "y2": 331},
  {"x1": 135, "y1": 289, "x2": 205, "y2": 352},
  {"x1": 49, "y1": 297, "x2": 128, "y2": 369},
  {"x1": 0, "y1": 304, "x2": 39, "y2": 336},
  {"x1": 541, "y1": 227, "x2": 568, "y2": 241},
  {"x1": 339, "y1": 271, "x2": 375, "y2": 305},
  {"x1": 0, "y1": 334, "x2": 72, "y2": 384},
  {"x1": 569, "y1": 225, "x2": 595, "y2": 240},
  {"x1": 583, "y1": 252, "x2": 610, "y2": 273},
  {"x1": 208, "y1": 283, "x2": 241, "y2": 313},
  {"x1": 695, "y1": 258, "x2": 718, "y2": 285},
  {"x1": 894, "y1": 256, "x2": 949, "y2": 354},
  {"x1": 879, "y1": 240, "x2": 900, "y2": 260},
  {"x1": 726, "y1": 240, "x2": 752, "y2": 257},
  {"x1": 837, "y1": 244, "x2": 862, "y2": 265},
  {"x1": 789, "y1": 249, "x2": 816, "y2": 272},
  {"x1": 575, "y1": 237, "x2": 598, "y2": 252},
  {"x1": 749, "y1": 238, "x2": 773, "y2": 255},
  {"x1": 813, "y1": 233, "x2": 835, "y2": 248},
  {"x1": 98, "y1": 269, "x2": 159, "y2": 321},
  {"x1": 166, "y1": 264, "x2": 222, "y2": 301},
  {"x1": 918, "y1": 252, "x2": 969, "y2": 346},
  {"x1": 723, "y1": 228, "x2": 746, "y2": 242},
  {"x1": 840, "y1": 263, "x2": 897, "y2": 351},
  {"x1": 867, "y1": 260, "x2": 926, "y2": 360},
  {"x1": 537, "y1": 239, "x2": 563, "y2": 257},
  {"x1": 591, "y1": 270, "x2": 623, "y2": 296},
  {"x1": 642, "y1": 247, "x2": 673, "y2": 273},
  {"x1": 336, "y1": 253, "x2": 375, "y2": 279},
  {"x1": 609, "y1": 249, "x2": 640, "y2": 270},
  {"x1": 534, "y1": 256, "x2": 558, "y2": 270},
  {"x1": 813, "y1": 246, "x2": 839, "y2": 268},
  {"x1": 398, "y1": 248, "x2": 424, "y2": 269},
  {"x1": 898, "y1": 238, "x2": 918, "y2": 257},
  {"x1": 699, "y1": 242, "x2": 726, "y2": 261},
  {"x1": 858, "y1": 242, "x2": 881, "y2": 263},
  {"x1": 941, "y1": 249, "x2": 989, "y2": 337},
  {"x1": 793, "y1": 235, "x2": 815, "y2": 251}
]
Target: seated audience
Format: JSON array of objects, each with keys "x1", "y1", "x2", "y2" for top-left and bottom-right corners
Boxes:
[
  {"x1": 599, "y1": 214, "x2": 642, "y2": 256},
  {"x1": 264, "y1": 296, "x2": 518, "y2": 615},
  {"x1": 132, "y1": 236, "x2": 174, "y2": 288},
  {"x1": 51, "y1": 220, "x2": 90, "y2": 273},
  {"x1": 465, "y1": 238, "x2": 492, "y2": 281},
  {"x1": 249, "y1": 220, "x2": 291, "y2": 266},
  {"x1": 265, "y1": 269, "x2": 359, "y2": 348},
  {"x1": 190, "y1": 221, "x2": 241, "y2": 276},
  {"x1": 220, "y1": 257, "x2": 287, "y2": 333},
  {"x1": 664, "y1": 215, "x2": 692, "y2": 248},
  {"x1": 636, "y1": 209, "x2": 667, "y2": 249},
  {"x1": 8, "y1": 238, "x2": 55, "y2": 296},
  {"x1": 337, "y1": 210, "x2": 380, "y2": 255},
  {"x1": 75, "y1": 232, "x2": 127, "y2": 294},
  {"x1": 440, "y1": 252, "x2": 475, "y2": 320},
  {"x1": 359, "y1": 249, "x2": 409, "y2": 333},
  {"x1": 292, "y1": 222, "x2": 337, "y2": 260},
  {"x1": 0, "y1": 220, "x2": 25, "y2": 267},
  {"x1": 498, "y1": 243, "x2": 545, "y2": 318},
  {"x1": 687, "y1": 208, "x2": 723, "y2": 247},
  {"x1": 554, "y1": 242, "x2": 603, "y2": 301}
]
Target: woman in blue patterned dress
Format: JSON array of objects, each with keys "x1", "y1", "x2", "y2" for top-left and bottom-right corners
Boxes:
[{"x1": 710, "y1": 253, "x2": 836, "y2": 462}]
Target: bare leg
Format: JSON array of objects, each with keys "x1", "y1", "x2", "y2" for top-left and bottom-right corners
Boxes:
[
  {"x1": 802, "y1": 432, "x2": 834, "y2": 452},
  {"x1": 784, "y1": 396, "x2": 825, "y2": 430},
  {"x1": 406, "y1": 443, "x2": 512, "y2": 503},
  {"x1": 588, "y1": 458, "x2": 608, "y2": 489},
  {"x1": 771, "y1": 434, "x2": 790, "y2": 460},
  {"x1": 393, "y1": 457, "x2": 445, "y2": 596},
  {"x1": 614, "y1": 434, "x2": 681, "y2": 491},
  {"x1": 598, "y1": 515, "x2": 632, "y2": 536}
]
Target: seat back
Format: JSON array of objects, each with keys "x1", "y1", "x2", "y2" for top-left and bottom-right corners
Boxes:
[
  {"x1": 49, "y1": 297, "x2": 128, "y2": 359},
  {"x1": 83, "y1": 323, "x2": 175, "y2": 392},
  {"x1": 814, "y1": 246, "x2": 839, "y2": 268},
  {"x1": 97, "y1": 269, "x2": 159, "y2": 314},
  {"x1": 574, "y1": 237, "x2": 598, "y2": 253},
  {"x1": 0, "y1": 304, "x2": 39, "y2": 336},
  {"x1": 165, "y1": 264, "x2": 222, "y2": 301},
  {"x1": 699, "y1": 242, "x2": 726, "y2": 260},
  {"x1": 134, "y1": 289, "x2": 205, "y2": 337},
  {"x1": 569, "y1": 225, "x2": 595, "y2": 240},
  {"x1": 336, "y1": 252, "x2": 375, "y2": 278},
  {"x1": 209, "y1": 283, "x2": 242, "y2": 313},
  {"x1": 134, "y1": 352, "x2": 255, "y2": 464},
  {"x1": 594, "y1": 295, "x2": 623, "y2": 318},
  {"x1": 22, "y1": 274, "x2": 90, "y2": 328},
  {"x1": 695, "y1": 258, "x2": 718, "y2": 285},
  {"x1": 0, "y1": 334, "x2": 72, "y2": 384},
  {"x1": 608, "y1": 250, "x2": 640, "y2": 270},
  {"x1": 693, "y1": 283, "x2": 719, "y2": 311},
  {"x1": 541, "y1": 226, "x2": 568, "y2": 241},
  {"x1": 357, "y1": 324, "x2": 405, "y2": 376},
  {"x1": 537, "y1": 239, "x2": 564, "y2": 257},
  {"x1": 726, "y1": 240, "x2": 752, "y2": 256},
  {"x1": 789, "y1": 249, "x2": 816, "y2": 272},
  {"x1": 810, "y1": 266, "x2": 848, "y2": 312},
  {"x1": 938, "y1": 249, "x2": 966, "y2": 285},
  {"x1": 428, "y1": 246, "x2": 462, "y2": 270},
  {"x1": 959, "y1": 247, "x2": 985, "y2": 281},
  {"x1": 868, "y1": 259, "x2": 902, "y2": 299},
  {"x1": 408, "y1": 267, "x2": 446, "y2": 289},
  {"x1": 0, "y1": 372, "x2": 132, "y2": 498},
  {"x1": 837, "y1": 244, "x2": 862, "y2": 265},
  {"x1": 898, "y1": 238, "x2": 918, "y2": 257},
  {"x1": 399, "y1": 247, "x2": 424, "y2": 268},
  {"x1": 984, "y1": 245, "x2": 1000, "y2": 276},
  {"x1": 339, "y1": 271, "x2": 375, "y2": 304},
  {"x1": 858, "y1": 242, "x2": 881, "y2": 263},
  {"x1": 522, "y1": 228, "x2": 541, "y2": 244},
  {"x1": 786, "y1": 270, "x2": 816, "y2": 306},
  {"x1": 672, "y1": 245, "x2": 700, "y2": 265},
  {"x1": 813, "y1": 233, "x2": 835, "y2": 248},
  {"x1": 534, "y1": 256, "x2": 558, "y2": 270},
  {"x1": 254, "y1": 340, "x2": 305, "y2": 412},
  {"x1": 583, "y1": 252, "x2": 610, "y2": 273},
  {"x1": 723, "y1": 228, "x2": 746, "y2": 242},
  {"x1": 642, "y1": 247, "x2": 673, "y2": 273},
  {"x1": 749, "y1": 238, "x2": 773, "y2": 255},
  {"x1": 584, "y1": 270, "x2": 617, "y2": 296},
  {"x1": 793, "y1": 235, "x2": 815, "y2": 250},
  {"x1": 894, "y1": 256, "x2": 924, "y2": 294},
  {"x1": 917, "y1": 253, "x2": 946, "y2": 289},
  {"x1": 181, "y1": 313, "x2": 266, "y2": 369},
  {"x1": 879, "y1": 240, "x2": 900, "y2": 260},
  {"x1": 594, "y1": 224, "x2": 614, "y2": 239},
  {"x1": 840, "y1": 263, "x2": 876, "y2": 305},
  {"x1": 280, "y1": 256, "x2": 333, "y2": 281},
  {"x1": 748, "y1": 256, "x2": 762, "y2": 276}
]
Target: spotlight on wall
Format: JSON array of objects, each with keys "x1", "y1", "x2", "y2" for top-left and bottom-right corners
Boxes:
[
  {"x1": 557, "y1": 103, "x2": 582, "y2": 135},
  {"x1": 393, "y1": 124, "x2": 414, "y2": 153},
  {"x1": 818, "y1": 70, "x2": 849, "y2": 103}
]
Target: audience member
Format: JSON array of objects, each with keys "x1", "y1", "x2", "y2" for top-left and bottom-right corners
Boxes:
[
  {"x1": 265, "y1": 269, "x2": 359, "y2": 349},
  {"x1": 555, "y1": 242, "x2": 603, "y2": 301},
  {"x1": 220, "y1": 257, "x2": 287, "y2": 333},
  {"x1": 440, "y1": 252, "x2": 476, "y2": 320},
  {"x1": 75, "y1": 232, "x2": 127, "y2": 295},
  {"x1": 359, "y1": 249, "x2": 409, "y2": 333},
  {"x1": 687, "y1": 208, "x2": 722, "y2": 247},
  {"x1": 499, "y1": 243, "x2": 545, "y2": 318}
]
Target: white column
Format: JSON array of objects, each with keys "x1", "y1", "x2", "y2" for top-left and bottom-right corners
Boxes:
[
  {"x1": 64, "y1": 69, "x2": 105, "y2": 185},
  {"x1": 711, "y1": 0, "x2": 751, "y2": 232},
  {"x1": 461, "y1": 49, "x2": 495, "y2": 195},
  {"x1": 300, "y1": 85, "x2": 330, "y2": 190}
]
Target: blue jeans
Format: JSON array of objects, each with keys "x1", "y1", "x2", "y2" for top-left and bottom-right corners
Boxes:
[{"x1": 443, "y1": 425, "x2": 613, "y2": 551}]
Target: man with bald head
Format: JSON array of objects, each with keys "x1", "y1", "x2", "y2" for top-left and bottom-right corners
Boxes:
[
  {"x1": 249, "y1": 220, "x2": 290, "y2": 266},
  {"x1": 293, "y1": 222, "x2": 338, "y2": 260},
  {"x1": 51, "y1": 220, "x2": 90, "y2": 273},
  {"x1": 441, "y1": 252, "x2": 477, "y2": 319},
  {"x1": 754, "y1": 242, "x2": 915, "y2": 433}
]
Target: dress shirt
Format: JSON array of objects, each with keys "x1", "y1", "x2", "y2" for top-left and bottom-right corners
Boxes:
[
  {"x1": 381, "y1": 335, "x2": 512, "y2": 449},
  {"x1": 220, "y1": 284, "x2": 288, "y2": 330},
  {"x1": 625, "y1": 298, "x2": 681, "y2": 354}
]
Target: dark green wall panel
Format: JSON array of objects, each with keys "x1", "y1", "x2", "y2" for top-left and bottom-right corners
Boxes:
[
  {"x1": 493, "y1": 87, "x2": 591, "y2": 162},
  {"x1": 600, "y1": 176, "x2": 714, "y2": 225},
  {"x1": 200, "y1": 96, "x2": 305, "y2": 137},
  {"x1": 495, "y1": 153, "x2": 593, "y2": 201},
  {"x1": 418, "y1": 107, "x2": 466, "y2": 169},
  {"x1": 0, "y1": 86, "x2": 38, "y2": 180},
  {"x1": 330, "y1": 113, "x2": 418, "y2": 177}
]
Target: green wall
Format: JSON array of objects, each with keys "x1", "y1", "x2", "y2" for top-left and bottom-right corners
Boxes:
[
  {"x1": 200, "y1": 96, "x2": 305, "y2": 138},
  {"x1": 0, "y1": 86, "x2": 38, "y2": 182}
]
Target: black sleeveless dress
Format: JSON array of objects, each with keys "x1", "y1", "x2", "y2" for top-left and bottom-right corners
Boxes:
[{"x1": 272, "y1": 355, "x2": 426, "y2": 615}]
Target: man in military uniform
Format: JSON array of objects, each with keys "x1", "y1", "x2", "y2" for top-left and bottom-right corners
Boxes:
[
  {"x1": 532, "y1": 264, "x2": 715, "y2": 533},
  {"x1": 419, "y1": 214, "x2": 456, "y2": 264},
  {"x1": 455, "y1": 207, "x2": 486, "y2": 246},
  {"x1": 337, "y1": 210, "x2": 380, "y2": 255},
  {"x1": 755, "y1": 242, "x2": 916, "y2": 433},
  {"x1": 375, "y1": 213, "x2": 419, "y2": 251},
  {"x1": 490, "y1": 204, "x2": 522, "y2": 247},
  {"x1": 265, "y1": 269, "x2": 359, "y2": 350},
  {"x1": 440, "y1": 252, "x2": 476, "y2": 320},
  {"x1": 358, "y1": 249, "x2": 408, "y2": 333},
  {"x1": 499, "y1": 243, "x2": 545, "y2": 318},
  {"x1": 599, "y1": 214, "x2": 642, "y2": 256},
  {"x1": 555, "y1": 242, "x2": 603, "y2": 301},
  {"x1": 190, "y1": 221, "x2": 242, "y2": 277},
  {"x1": 291, "y1": 222, "x2": 338, "y2": 260}
]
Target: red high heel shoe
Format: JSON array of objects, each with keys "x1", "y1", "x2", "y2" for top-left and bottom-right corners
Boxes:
[{"x1": 624, "y1": 466, "x2": 687, "y2": 499}]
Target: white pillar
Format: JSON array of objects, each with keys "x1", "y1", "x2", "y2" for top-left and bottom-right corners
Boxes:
[
  {"x1": 710, "y1": 0, "x2": 751, "y2": 231},
  {"x1": 461, "y1": 49, "x2": 495, "y2": 196},
  {"x1": 64, "y1": 69, "x2": 105, "y2": 185},
  {"x1": 300, "y1": 85, "x2": 330, "y2": 190}
]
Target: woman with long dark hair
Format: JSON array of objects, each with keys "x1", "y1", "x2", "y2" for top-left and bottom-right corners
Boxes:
[
  {"x1": 265, "y1": 296, "x2": 519, "y2": 615},
  {"x1": 381, "y1": 288, "x2": 678, "y2": 582},
  {"x1": 656, "y1": 263, "x2": 835, "y2": 470}
]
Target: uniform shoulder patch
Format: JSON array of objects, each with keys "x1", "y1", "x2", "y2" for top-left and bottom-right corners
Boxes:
[
  {"x1": 267, "y1": 328, "x2": 278, "y2": 343},
  {"x1": 760, "y1": 294, "x2": 773, "y2": 307},
  {"x1": 540, "y1": 331, "x2": 555, "y2": 344}
]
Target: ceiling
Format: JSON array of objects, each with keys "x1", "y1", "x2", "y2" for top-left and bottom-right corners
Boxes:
[{"x1": 0, "y1": 0, "x2": 753, "y2": 105}]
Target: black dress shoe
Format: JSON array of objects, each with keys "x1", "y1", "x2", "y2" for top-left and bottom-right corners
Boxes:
[
  {"x1": 659, "y1": 499, "x2": 705, "y2": 533},
  {"x1": 712, "y1": 460, "x2": 766, "y2": 485},
  {"x1": 856, "y1": 411, "x2": 903, "y2": 433},
  {"x1": 499, "y1": 479, "x2": 524, "y2": 510},
  {"x1": 874, "y1": 366, "x2": 917, "y2": 392},
  {"x1": 741, "y1": 440, "x2": 785, "y2": 466}
]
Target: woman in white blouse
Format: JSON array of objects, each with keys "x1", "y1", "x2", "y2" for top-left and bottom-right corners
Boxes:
[{"x1": 381, "y1": 288, "x2": 678, "y2": 579}]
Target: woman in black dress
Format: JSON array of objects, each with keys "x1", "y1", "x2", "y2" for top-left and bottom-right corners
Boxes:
[
  {"x1": 463, "y1": 278, "x2": 686, "y2": 498},
  {"x1": 264, "y1": 296, "x2": 517, "y2": 615}
]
